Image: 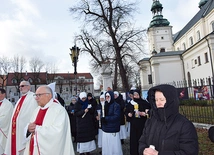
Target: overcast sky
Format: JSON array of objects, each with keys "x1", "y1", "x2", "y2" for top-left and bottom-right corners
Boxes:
[{"x1": 0, "y1": 0, "x2": 199, "y2": 75}]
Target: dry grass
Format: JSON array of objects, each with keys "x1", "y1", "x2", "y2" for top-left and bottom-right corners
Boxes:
[{"x1": 197, "y1": 128, "x2": 214, "y2": 155}]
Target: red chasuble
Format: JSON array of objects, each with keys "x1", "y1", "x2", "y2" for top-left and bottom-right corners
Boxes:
[
  {"x1": 29, "y1": 108, "x2": 48, "y2": 155},
  {"x1": 11, "y1": 95, "x2": 27, "y2": 155}
]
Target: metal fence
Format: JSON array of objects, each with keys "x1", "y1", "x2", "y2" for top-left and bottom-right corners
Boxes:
[{"x1": 161, "y1": 77, "x2": 214, "y2": 125}]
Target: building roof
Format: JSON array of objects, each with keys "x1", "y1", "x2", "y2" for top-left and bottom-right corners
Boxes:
[
  {"x1": 7, "y1": 72, "x2": 47, "y2": 86},
  {"x1": 47, "y1": 73, "x2": 93, "y2": 80},
  {"x1": 139, "y1": 51, "x2": 184, "y2": 63},
  {"x1": 174, "y1": 0, "x2": 214, "y2": 42},
  {"x1": 6, "y1": 72, "x2": 93, "y2": 86}
]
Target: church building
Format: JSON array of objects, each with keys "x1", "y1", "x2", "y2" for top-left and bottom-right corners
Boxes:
[{"x1": 139, "y1": 0, "x2": 214, "y2": 98}]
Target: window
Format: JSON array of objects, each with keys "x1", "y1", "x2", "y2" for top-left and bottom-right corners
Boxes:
[
  {"x1": 197, "y1": 31, "x2": 201, "y2": 41},
  {"x1": 66, "y1": 87, "x2": 68, "y2": 91},
  {"x1": 189, "y1": 37, "x2": 193, "y2": 46},
  {"x1": 28, "y1": 78, "x2": 33, "y2": 83},
  {"x1": 195, "y1": 59, "x2": 197, "y2": 65},
  {"x1": 182, "y1": 43, "x2": 186, "y2": 50},
  {"x1": 191, "y1": 59, "x2": 195, "y2": 68},
  {"x1": 198, "y1": 56, "x2": 201, "y2": 65},
  {"x1": 160, "y1": 48, "x2": 165, "y2": 52},
  {"x1": 212, "y1": 22, "x2": 214, "y2": 31},
  {"x1": 161, "y1": 36, "x2": 164, "y2": 40},
  {"x1": 148, "y1": 74, "x2": 152, "y2": 84},
  {"x1": 12, "y1": 79, "x2": 17, "y2": 84},
  {"x1": 205, "y1": 52, "x2": 209, "y2": 63},
  {"x1": 177, "y1": 47, "x2": 180, "y2": 50},
  {"x1": 37, "y1": 78, "x2": 41, "y2": 83}
]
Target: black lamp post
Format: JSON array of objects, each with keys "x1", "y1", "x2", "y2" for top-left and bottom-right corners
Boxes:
[{"x1": 69, "y1": 45, "x2": 80, "y2": 95}]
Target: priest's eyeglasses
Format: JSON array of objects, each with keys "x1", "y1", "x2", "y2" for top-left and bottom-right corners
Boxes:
[
  {"x1": 19, "y1": 85, "x2": 29, "y2": 88},
  {"x1": 33, "y1": 93, "x2": 50, "y2": 98}
]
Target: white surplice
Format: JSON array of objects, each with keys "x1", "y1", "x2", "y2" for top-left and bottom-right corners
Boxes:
[
  {"x1": 23, "y1": 99, "x2": 75, "y2": 155},
  {"x1": 0, "y1": 98, "x2": 14, "y2": 154},
  {"x1": 4, "y1": 91, "x2": 38, "y2": 155}
]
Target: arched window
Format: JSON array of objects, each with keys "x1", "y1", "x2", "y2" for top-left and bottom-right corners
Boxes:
[
  {"x1": 189, "y1": 37, "x2": 194, "y2": 46},
  {"x1": 187, "y1": 72, "x2": 192, "y2": 87},
  {"x1": 12, "y1": 78, "x2": 17, "y2": 84},
  {"x1": 197, "y1": 31, "x2": 201, "y2": 41},
  {"x1": 28, "y1": 78, "x2": 33, "y2": 83},
  {"x1": 37, "y1": 78, "x2": 41, "y2": 83},
  {"x1": 182, "y1": 43, "x2": 186, "y2": 50}
]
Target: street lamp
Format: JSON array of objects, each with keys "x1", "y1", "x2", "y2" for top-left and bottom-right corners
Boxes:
[{"x1": 69, "y1": 45, "x2": 80, "y2": 95}]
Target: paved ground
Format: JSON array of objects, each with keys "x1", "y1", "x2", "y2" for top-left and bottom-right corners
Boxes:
[{"x1": 73, "y1": 137, "x2": 130, "y2": 155}]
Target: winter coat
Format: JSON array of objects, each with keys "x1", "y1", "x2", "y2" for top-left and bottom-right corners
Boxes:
[
  {"x1": 101, "y1": 91, "x2": 121, "y2": 133},
  {"x1": 139, "y1": 84, "x2": 199, "y2": 155},
  {"x1": 74, "y1": 98, "x2": 96, "y2": 142},
  {"x1": 115, "y1": 94, "x2": 126, "y2": 125}
]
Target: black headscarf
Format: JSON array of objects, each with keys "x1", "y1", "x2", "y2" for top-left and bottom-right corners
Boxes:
[{"x1": 147, "y1": 84, "x2": 179, "y2": 122}]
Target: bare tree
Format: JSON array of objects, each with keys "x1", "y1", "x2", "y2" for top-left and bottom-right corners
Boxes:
[
  {"x1": 29, "y1": 57, "x2": 44, "y2": 90},
  {"x1": 0, "y1": 56, "x2": 12, "y2": 88},
  {"x1": 45, "y1": 62, "x2": 59, "y2": 84},
  {"x1": 70, "y1": 0, "x2": 147, "y2": 92},
  {"x1": 11, "y1": 55, "x2": 27, "y2": 94}
]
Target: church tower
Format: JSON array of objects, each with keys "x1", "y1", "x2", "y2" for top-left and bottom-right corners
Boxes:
[{"x1": 147, "y1": 0, "x2": 174, "y2": 55}]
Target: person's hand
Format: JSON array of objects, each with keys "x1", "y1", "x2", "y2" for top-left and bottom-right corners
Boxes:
[
  {"x1": 128, "y1": 112, "x2": 133, "y2": 117},
  {"x1": 139, "y1": 111, "x2": 146, "y2": 117},
  {"x1": 28, "y1": 122, "x2": 36, "y2": 133},
  {"x1": 85, "y1": 108, "x2": 89, "y2": 113},
  {"x1": 143, "y1": 148, "x2": 158, "y2": 155}
]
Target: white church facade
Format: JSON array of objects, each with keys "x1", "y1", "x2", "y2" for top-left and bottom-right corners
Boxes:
[{"x1": 139, "y1": 0, "x2": 214, "y2": 98}]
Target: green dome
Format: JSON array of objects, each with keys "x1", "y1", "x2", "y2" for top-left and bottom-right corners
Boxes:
[
  {"x1": 149, "y1": 15, "x2": 170, "y2": 28},
  {"x1": 199, "y1": 0, "x2": 208, "y2": 8},
  {"x1": 151, "y1": 1, "x2": 163, "y2": 11}
]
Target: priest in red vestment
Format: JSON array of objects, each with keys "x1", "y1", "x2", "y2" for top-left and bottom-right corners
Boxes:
[
  {"x1": 4, "y1": 81, "x2": 38, "y2": 155},
  {"x1": 23, "y1": 85, "x2": 75, "y2": 155}
]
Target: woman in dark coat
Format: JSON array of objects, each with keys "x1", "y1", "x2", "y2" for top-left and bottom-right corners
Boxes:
[
  {"x1": 68, "y1": 97, "x2": 77, "y2": 142},
  {"x1": 74, "y1": 92, "x2": 96, "y2": 155},
  {"x1": 125, "y1": 89, "x2": 151, "y2": 155},
  {"x1": 139, "y1": 84, "x2": 198, "y2": 155}
]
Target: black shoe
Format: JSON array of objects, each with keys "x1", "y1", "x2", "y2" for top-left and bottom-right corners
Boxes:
[
  {"x1": 99, "y1": 151, "x2": 102, "y2": 154},
  {"x1": 86, "y1": 152, "x2": 90, "y2": 155},
  {"x1": 80, "y1": 153, "x2": 85, "y2": 155}
]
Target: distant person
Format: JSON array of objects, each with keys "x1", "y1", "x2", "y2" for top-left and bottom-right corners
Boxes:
[
  {"x1": 96, "y1": 94, "x2": 105, "y2": 152},
  {"x1": 87, "y1": 92, "x2": 98, "y2": 135},
  {"x1": 56, "y1": 93, "x2": 65, "y2": 107},
  {"x1": 125, "y1": 89, "x2": 151, "y2": 155},
  {"x1": 101, "y1": 91, "x2": 123, "y2": 155},
  {"x1": 23, "y1": 85, "x2": 74, "y2": 155},
  {"x1": 4, "y1": 81, "x2": 38, "y2": 155},
  {"x1": 114, "y1": 91, "x2": 127, "y2": 144},
  {"x1": 0, "y1": 88, "x2": 13, "y2": 154},
  {"x1": 74, "y1": 92, "x2": 96, "y2": 155},
  {"x1": 139, "y1": 84, "x2": 198, "y2": 155},
  {"x1": 68, "y1": 97, "x2": 78, "y2": 142}
]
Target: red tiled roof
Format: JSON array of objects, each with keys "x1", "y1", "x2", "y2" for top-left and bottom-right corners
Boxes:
[{"x1": 7, "y1": 72, "x2": 93, "y2": 86}]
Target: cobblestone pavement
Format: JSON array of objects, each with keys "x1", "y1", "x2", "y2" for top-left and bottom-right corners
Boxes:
[{"x1": 73, "y1": 137, "x2": 130, "y2": 155}]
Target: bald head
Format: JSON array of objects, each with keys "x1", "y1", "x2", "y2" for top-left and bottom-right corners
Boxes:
[{"x1": 35, "y1": 85, "x2": 53, "y2": 107}]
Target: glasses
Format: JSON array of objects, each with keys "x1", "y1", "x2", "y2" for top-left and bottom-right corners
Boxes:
[
  {"x1": 33, "y1": 93, "x2": 50, "y2": 98},
  {"x1": 19, "y1": 85, "x2": 29, "y2": 88},
  {"x1": 106, "y1": 96, "x2": 110, "y2": 98}
]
